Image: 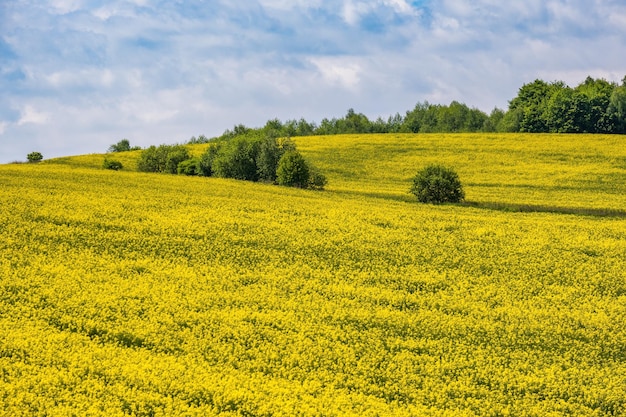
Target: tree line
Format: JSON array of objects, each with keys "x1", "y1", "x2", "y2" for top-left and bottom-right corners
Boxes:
[
  {"x1": 105, "y1": 74, "x2": 626, "y2": 186},
  {"x1": 131, "y1": 135, "x2": 327, "y2": 190},
  {"x1": 183, "y1": 75, "x2": 626, "y2": 142}
]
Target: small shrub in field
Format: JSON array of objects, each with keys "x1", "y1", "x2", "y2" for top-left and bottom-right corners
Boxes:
[
  {"x1": 410, "y1": 164, "x2": 464, "y2": 204},
  {"x1": 177, "y1": 158, "x2": 200, "y2": 175},
  {"x1": 276, "y1": 150, "x2": 309, "y2": 188},
  {"x1": 103, "y1": 159, "x2": 123, "y2": 171},
  {"x1": 308, "y1": 167, "x2": 327, "y2": 190},
  {"x1": 27, "y1": 152, "x2": 43, "y2": 163}
]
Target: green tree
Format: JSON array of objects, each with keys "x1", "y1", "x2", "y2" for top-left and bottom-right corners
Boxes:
[
  {"x1": 108, "y1": 139, "x2": 132, "y2": 152},
  {"x1": 256, "y1": 136, "x2": 296, "y2": 182},
  {"x1": 212, "y1": 136, "x2": 260, "y2": 181},
  {"x1": 276, "y1": 150, "x2": 310, "y2": 188},
  {"x1": 137, "y1": 144, "x2": 190, "y2": 174},
  {"x1": 608, "y1": 78, "x2": 626, "y2": 134},
  {"x1": 509, "y1": 79, "x2": 563, "y2": 132},
  {"x1": 27, "y1": 152, "x2": 43, "y2": 163},
  {"x1": 410, "y1": 164, "x2": 464, "y2": 204},
  {"x1": 544, "y1": 87, "x2": 579, "y2": 133},
  {"x1": 483, "y1": 108, "x2": 505, "y2": 132},
  {"x1": 198, "y1": 143, "x2": 222, "y2": 176},
  {"x1": 177, "y1": 158, "x2": 200, "y2": 175},
  {"x1": 575, "y1": 77, "x2": 615, "y2": 133}
]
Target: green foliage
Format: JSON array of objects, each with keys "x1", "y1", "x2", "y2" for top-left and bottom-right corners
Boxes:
[
  {"x1": 212, "y1": 136, "x2": 261, "y2": 181},
  {"x1": 137, "y1": 144, "x2": 190, "y2": 174},
  {"x1": 177, "y1": 158, "x2": 200, "y2": 176},
  {"x1": 410, "y1": 164, "x2": 464, "y2": 204},
  {"x1": 108, "y1": 139, "x2": 131, "y2": 153},
  {"x1": 307, "y1": 167, "x2": 327, "y2": 190},
  {"x1": 27, "y1": 152, "x2": 43, "y2": 163},
  {"x1": 198, "y1": 143, "x2": 222, "y2": 176},
  {"x1": 506, "y1": 76, "x2": 625, "y2": 134},
  {"x1": 276, "y1": 150, "x2": 310, "y2": 188},
  {"x1": 608, "y1": 82, "x2": 626, "y2": 134},
  {"x1": 402, "y1": 101, "x2": 487, "y2": 133},
  {"x1": 198, "y1": 134, "x2": 324, "y2": 189},
  {"x1": 187, "y1": 135, "x2": 210, "y2": 144},
  {"x1": 103, "y1": 159, "x2": 123, "y2": 171},
  {"x1": 482, "y1": 108, "x2": 505, "y2": 132},
  {"x1": 256, "y1": 136, "x2": 296, "y2": 182},
  {"x1": 108, "y1": 139, "x2": 140, "y2": 153},
  {"x1": 163, "y1": 74, "x2": 626, "y2": 144}
]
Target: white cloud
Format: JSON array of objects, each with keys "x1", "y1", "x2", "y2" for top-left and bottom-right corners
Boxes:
[
  {"x1": 309, "y1": 57, "x2": 362, "y2": 90},
  {"x1": 49, "y1": 0, "x2": 84, "y2": 15},
  {"x1": 382, "y1": 0, "x2": 417, "y2": 15},
  {"x1": 0, "y1": 122, "x2": 7, "y2": 135},
  {"x1": 44, "y1": 69, "x2": 116, "y2": 89},
  {"x1": 17, "y1": 106, "x2": 50, "y2": 126}
]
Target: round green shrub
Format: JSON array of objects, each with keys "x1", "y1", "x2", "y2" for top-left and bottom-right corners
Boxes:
[
  {"x1": 276, "y1": 150, "x2": 309, "y2": 188},
  {"x1": 307, "y1": 167, "x2": 327, "y2": 190},
  {"x1": 410, "y1": 164, "x2": 464, "y2": 204},
  {"x1": 103, "y1": 159, "x2": 123, "y2": 171},
  {"x1": 27, "y1": 152, "x2": 43, "y2": 163}
]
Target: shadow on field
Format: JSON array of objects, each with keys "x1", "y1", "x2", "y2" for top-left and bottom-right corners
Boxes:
[
  {"x1": 461, "y1": 201, "x2": 626, "y2": 218},
  {"x1": 333, "y1": 189, "x2": 416, "y2": 203},
  {"x1": 333, "y1": 189, "x2": 626, "y2": 218}
]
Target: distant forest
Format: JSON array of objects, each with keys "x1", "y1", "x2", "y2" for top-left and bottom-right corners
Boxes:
[{"x1": 189, "y1": 75, "x2": 626, "y2": 144}]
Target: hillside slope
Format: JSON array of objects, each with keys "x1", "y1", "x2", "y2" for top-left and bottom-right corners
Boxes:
[{"x1": 1, "y1": 133, "x2": 625, "y2": 416}]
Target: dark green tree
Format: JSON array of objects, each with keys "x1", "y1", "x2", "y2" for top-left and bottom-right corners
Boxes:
[
  {"x1": 108, "y1": 139, "x2": 132, "y2": 153},
  {"x1": 509, "y1": 79, "x2": 561, "y2": 132},
  {"x1": 483, "y1": 108, "x2": 505, "y2": 132},
  {"x1": 137, "y1": 144, "x2": 190, "y2": 174},
  {"x1": 198, "y1": 143, "x2": 222, "y2": 176},
  {"x1": 410, "y1": 164, "x2": 464, "y2": 204},
  {"x1": 574, "y1": 77, "x2": 615, "y2": 133},
  {"x1": 256, "y1": 136, "x2": 296, "y2": 182},
  {"x1": 177, "y1": 158, "x2": 200, "y2": 175},
  {"x1": 608, "y1": 78, "x2": 626, "y2": 133},
  {"x1": 276, "y1": 150, "x2": 310, "y2": 188},
  {"x1": 27, "y1": 152, "x2": 43, "y2": 162},
  {"x1": 212, "y1": 136, "x2": 260, "y2": 181}
]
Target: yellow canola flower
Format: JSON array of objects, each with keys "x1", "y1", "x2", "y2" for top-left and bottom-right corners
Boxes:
[{"x1": 0, "y1": 133, "x2": 625, "y2": 416}]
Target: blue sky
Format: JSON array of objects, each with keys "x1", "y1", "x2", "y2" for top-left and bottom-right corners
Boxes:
[{"x1": 1, "y1": 0, "x2": 626, "y2": 162}]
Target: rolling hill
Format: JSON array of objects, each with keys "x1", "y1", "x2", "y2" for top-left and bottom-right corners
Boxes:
[{"x1": 1, "y1": 133, "x2": 625, "y2": 416}]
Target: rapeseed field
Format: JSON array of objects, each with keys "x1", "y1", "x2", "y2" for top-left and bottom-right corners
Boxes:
[{"x1": 1, "y1": 133, "x2": 625, "y2": 416}]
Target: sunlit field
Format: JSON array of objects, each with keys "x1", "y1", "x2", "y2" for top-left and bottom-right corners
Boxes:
[{"x1": 1, "y1": 133, "x2": 625, "y2": 416}]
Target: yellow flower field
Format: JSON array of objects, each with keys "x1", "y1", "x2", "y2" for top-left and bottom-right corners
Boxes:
[{"x1": 1, "y1": 133, "x2": 625, "y2": 416}]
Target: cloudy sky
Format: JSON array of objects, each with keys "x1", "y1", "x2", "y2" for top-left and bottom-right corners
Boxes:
[{"x1": 1, "y1": 0, "x2": 625, "y2": 162}]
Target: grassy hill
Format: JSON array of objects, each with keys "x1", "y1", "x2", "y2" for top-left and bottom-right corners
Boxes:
[{"x1": 1, "y1": 133, "x2": 625, "y2": 416}]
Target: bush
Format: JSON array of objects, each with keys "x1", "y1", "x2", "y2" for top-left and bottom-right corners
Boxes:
[
  {"x1": 137, "y1": 144, "x2": 190, "y2": 174},
  {"x1": 103, "y1": 159, "x2": 123, "y2": 170},
  {"x1": 410, "y1": 164, "x2": 464, "y2": 204},
  {"x1": 307, "y1": 167, "x2": 327, "y2": 190},
  {"x1": 177, "y1": 158, "x2": 200, "y2": 175},
  {"x1": 27, "y1": 152, "x2": 43, "y2": 163},
  {"x1": 212, "y1": 136, "x2": 260, "y2": 181},
  {"x1": 276, "y1": 150, "x2": 309, "y2": 188},
  {"x1": 257, "y1": 136, "x2": 296, "y2": 182}
]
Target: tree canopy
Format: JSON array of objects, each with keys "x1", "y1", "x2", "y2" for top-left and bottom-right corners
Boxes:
[{"x1": 188, "y1": 74, "x2": 626, "y2": 145}]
